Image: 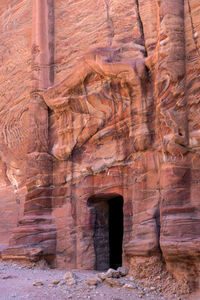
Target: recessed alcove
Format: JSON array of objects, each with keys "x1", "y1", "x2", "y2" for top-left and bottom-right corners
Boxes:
[{"x1": 88, "y1": 194, "x2": 124, "y2": 271}]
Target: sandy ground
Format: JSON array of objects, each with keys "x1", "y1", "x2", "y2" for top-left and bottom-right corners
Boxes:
[{"x1": 0, "y1": 260, "x2": 177, "y2": 300}]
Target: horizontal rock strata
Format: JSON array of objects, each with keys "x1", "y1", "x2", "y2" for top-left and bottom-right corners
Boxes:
[{"x1": 1, "y1": 0, "x2": 200, "y2": 293}]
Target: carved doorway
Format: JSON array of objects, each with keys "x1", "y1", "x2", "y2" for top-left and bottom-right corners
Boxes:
[{"x1": 88, "y1": 194, "x2": 124, "y2": 271}]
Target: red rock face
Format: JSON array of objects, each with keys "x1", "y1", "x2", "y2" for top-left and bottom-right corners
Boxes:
[
  {"x1": 1, "y1": 0, "x2": 200, "y2": 293},
  {"x1": 0, "y1": 0, "x2": 32, "y2": 246}
]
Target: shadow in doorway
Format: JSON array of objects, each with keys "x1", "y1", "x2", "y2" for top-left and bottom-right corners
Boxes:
[{"x1": 88, "y1": 194, "x2": 124, "y2": 271}]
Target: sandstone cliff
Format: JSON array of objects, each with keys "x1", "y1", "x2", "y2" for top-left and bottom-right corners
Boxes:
[{"x1": 1, "y1": 0, "x2": 200, "y2": 294}]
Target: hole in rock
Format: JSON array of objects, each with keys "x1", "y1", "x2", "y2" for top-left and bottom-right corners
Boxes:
[
  {"x1": 88, "y1": 194, "x2": 124, "y2": 271},
  {"x1": 178, "y1": 129, "x2": 183, "y2": 136}
]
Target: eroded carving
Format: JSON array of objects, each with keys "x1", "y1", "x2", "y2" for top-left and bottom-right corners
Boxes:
[
  {"x1": 43, "y1": 47, "x2": 151, "y2": 160},
  {"x1": 160, "y1": 107, "x2": 188, "y2": 156}
]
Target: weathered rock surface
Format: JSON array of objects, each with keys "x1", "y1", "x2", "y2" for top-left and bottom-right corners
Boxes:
[
  {"x1": 87, "y1": 277, "x2": 101, "y2": 286},
  {"x1": 0, "y1": 0, "x2": 31, "y2": 246},
  {"x1": 1, "y1": 0, "x2": 200, "y2": 295},
  {"x1": 63, "y1": 271, "x2": 77, "y2": 286}
]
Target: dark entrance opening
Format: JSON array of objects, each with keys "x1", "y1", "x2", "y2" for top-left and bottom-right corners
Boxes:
[
  {"x1": 109, "y1": 196, "x2": 123, "y2": 269},
  {"x1": 88, "y1": 194, "x2": 124, "y2": 271}
]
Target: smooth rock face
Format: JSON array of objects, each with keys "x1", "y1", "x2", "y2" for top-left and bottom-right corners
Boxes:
[{"x1": 1, "y1": 0, "x2": 200, "y2": 293}]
